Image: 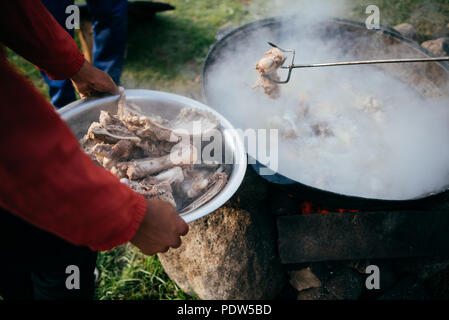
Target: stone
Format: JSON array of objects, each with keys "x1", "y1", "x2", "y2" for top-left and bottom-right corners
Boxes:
[
  {"x1": 228, "y1": 165, "x2": 270, "y2": 212},
  {"x1": 297, "y1": 287, "x2": 337, "y2": 300},
  {"x1": 393, "y1": 256, "x2": 449, "y2": 280},
  {"x1": 346, "y1": 260, "x2": 397, "y2": 291},
  {"x1": 443, "y1": 23, "x2": 449, "y2": 37},
  {"x1": 288, "y1": 268, "x2": 322, "y2": 292},
  {"x1": 424, "y1": 267, "x2": 449, "y2": 299},
  {"x1": 324, "y1": 267, "x2": 364, "y2": 300},
  {"x1": 309, "y1": 262, "x2": 335, "y2": 283},
  {"x1": 268, "y1": 190, "x2": 299, "y2": 217},
  {"x1": 393, "y1": 23, "x2": 417, "y2": 40},
  {"x1": 344, "y1": 259, "x2": 372, "y2": 274},
  {"x1": 377, "y1": 261, "x2": 397, "y2": 291},
  {"x1": 278, "y1": 211, "x2": 449, "y2": 264},
  {"x1": 157, "y1": 166, "x2": 285, "y2": 300},
  {"x1": 421, "y1": 38, "x2": 449, "y2": 56},
  {"x1": 276, "y1": 282, "x2": 300, "y2": 300},
  {"x1": 379, "y1": 276, "x2": 429, "y2": 300}
]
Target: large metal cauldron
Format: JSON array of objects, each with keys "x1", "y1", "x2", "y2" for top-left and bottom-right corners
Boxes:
[
  {"x1": 59, "y1": 90, "x2": 247, "y2": 223},
  {"x1": 202, "y1": 16, "x2": 449, "y2": 210}
]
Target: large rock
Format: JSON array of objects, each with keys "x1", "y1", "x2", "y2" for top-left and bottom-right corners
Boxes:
[
  {"x1": 421, "y1": 38, "x2": 449, "y2": 56},
  {"x1": 393, "y1": 23, "x2": 417, "y2": 40},
  {"x1": 158, "y1": 166, "x2": 286, "y2": 299},
  {"x1": 297, "y1": 287, "x2": 337, "y2": 300},
  {"x1": 379, "y1": 276, "x2": 429, "y2": 300},
  {"x1": 424, "y1": 266, "x2": 449, "y2": 299},
  {"x1": 288, "y1": 268, "x2": 322, "y2": 292},
  {"x1": 324, "y1": 267, "x2": 364, "y2": 300},
  {"x1": 393, "y1": 256, "x2": 449, "y2": 280},
  {"x1": 345, "y1": 259, "x2": 397, "y2": 291}
]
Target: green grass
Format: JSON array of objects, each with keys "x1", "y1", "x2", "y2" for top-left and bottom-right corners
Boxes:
[
  {"x1": 6, "y1": 48, "x2": 49, "y2": 97},
  {"x1": 122, "y1": 0, "x2": 253, "y2": 99},
  {"x1": 95, "y1": 244, "x2": 196, "y2": 300},
  {"x1": 6, "y1": 0, "x2": 448, "y2": 300},
  {"x1": 350, "y1": 0, "x2": 449, "y2": 41}
]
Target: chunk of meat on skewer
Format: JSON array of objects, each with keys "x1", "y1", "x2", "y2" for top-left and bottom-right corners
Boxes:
[
  {"x1": 254, "y1": 48, "x2": 287, "y2": 99},
  {"x1": 256, "y1": 74, "x2": 282, "y2": 99}
]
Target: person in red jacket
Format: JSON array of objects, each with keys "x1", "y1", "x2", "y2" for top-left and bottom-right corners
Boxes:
[{"x1": 0, "y1": 1, "x2": 188, "y2": 300}]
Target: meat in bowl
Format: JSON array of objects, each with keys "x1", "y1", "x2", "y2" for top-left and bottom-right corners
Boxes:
[{"x1": 80, "y1": 94, "x2": 230, "y2": 214}]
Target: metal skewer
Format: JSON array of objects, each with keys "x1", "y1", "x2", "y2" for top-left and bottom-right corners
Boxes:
[{"x1": 266, "y1": 42, "x2": 449, "y2": 84}]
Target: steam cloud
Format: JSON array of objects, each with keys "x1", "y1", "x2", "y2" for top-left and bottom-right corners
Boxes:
[{"x1": 205, "y1": 0, "x2": 449, "y2": 200}]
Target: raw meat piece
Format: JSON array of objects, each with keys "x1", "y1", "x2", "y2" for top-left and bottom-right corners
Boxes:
[
  {"x1": 254, "y1": 48, "x2": 287, "y2": 99},
  {"x1": 121, "y1": 179, "x2": 177, "y2": 208}
]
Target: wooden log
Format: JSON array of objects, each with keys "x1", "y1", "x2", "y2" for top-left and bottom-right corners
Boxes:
[{"x1": 278, "y1": 211, "x2": 449, "y2": 264}]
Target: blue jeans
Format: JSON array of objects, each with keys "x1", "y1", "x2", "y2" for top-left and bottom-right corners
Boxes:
[{"x1": 41, "y1": 0, "x2": 128, "y2": 109}]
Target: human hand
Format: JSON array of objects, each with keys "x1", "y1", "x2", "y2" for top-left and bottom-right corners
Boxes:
[
  {"x1": 70, "y1": 60, "x2": 119, "y2": 98},
  {"x1": 130, "y1": 199, "x2": 189, "y2": 255}
]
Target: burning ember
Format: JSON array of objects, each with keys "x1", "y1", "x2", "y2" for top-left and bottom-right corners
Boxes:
[
  {"x1": 299, "y1": 201, "x2": 359, "y2": 215},
  {"x1": 286, "y1": 194, "x2": 360, "y2": 214}
]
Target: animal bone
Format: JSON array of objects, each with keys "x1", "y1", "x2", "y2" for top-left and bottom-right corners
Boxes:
[
  {"x1": 121, "y1": 108, "x2": 219, "y2": 142},
  {"x1": 121, "y1": 179, "x2": 177, "y2": 208},
  {"x1": 126, "y1": 144, "x2": 198, "y2": 180},
  {"x1": 141, "y1": 166, "x2": 185, "y2": 186},
  {"x1": 121, "y1": 112, "x2": 180, "y2": 142},
  {"x1": 179, "y1": 172, "x2": 228, "y2": 214},
  {"x1": 87, "y1": 122, "x2": 140, "y2": 144},
  {"x1": 110, "y1": 162, "x2": 130, "y2": 179}
]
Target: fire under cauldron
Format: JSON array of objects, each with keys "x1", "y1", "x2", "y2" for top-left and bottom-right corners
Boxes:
[{"x1": 202, "y1": 16, "x2": 449, "y2": 264}]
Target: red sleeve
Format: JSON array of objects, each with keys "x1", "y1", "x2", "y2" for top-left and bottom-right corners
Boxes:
[
  {"x1": 0, "y1": 53, "x2": 147, "y2": 251},
  {"x1": 0, "y1": 0, "x2": 85, "y2": 80}
]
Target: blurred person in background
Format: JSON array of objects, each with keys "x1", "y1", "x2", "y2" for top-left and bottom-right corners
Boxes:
[{"x1": 40, "y1": 0, "x2": 128, "y2": 108}]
